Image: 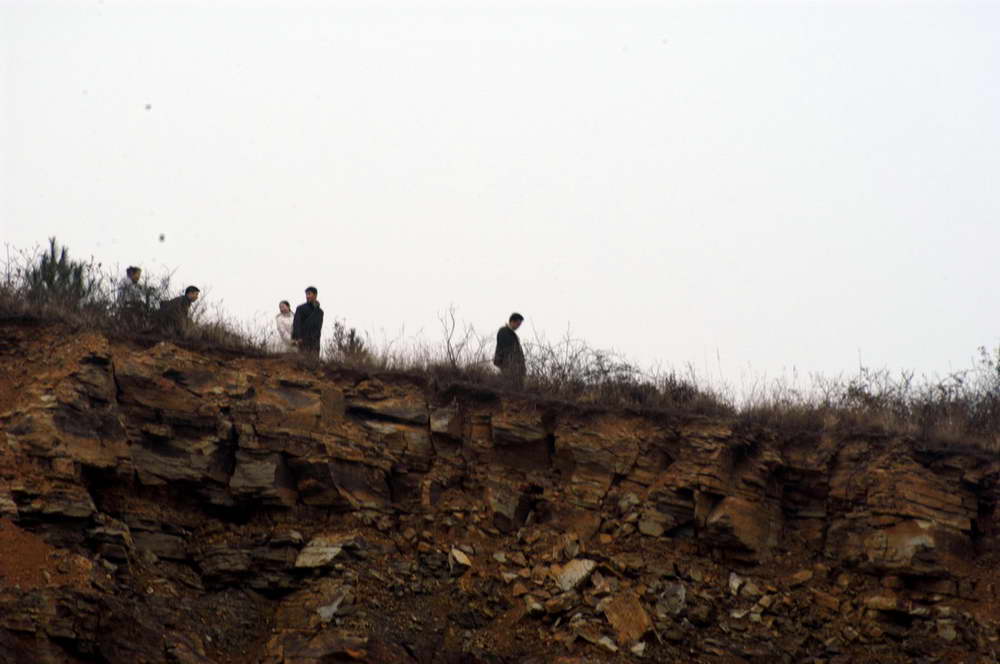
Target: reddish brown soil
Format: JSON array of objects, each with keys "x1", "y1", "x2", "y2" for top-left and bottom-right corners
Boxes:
[{"x1": 0, "y1": 518, "x2": 91, "y2": 590}]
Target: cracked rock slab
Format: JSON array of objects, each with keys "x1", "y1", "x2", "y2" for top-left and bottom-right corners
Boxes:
[
  {"x1": 552, "y1": 558, "x2": 596, "y2": 592},
  {"x1": 294, "y1": 534, "x2": 360, "y2": 568}
]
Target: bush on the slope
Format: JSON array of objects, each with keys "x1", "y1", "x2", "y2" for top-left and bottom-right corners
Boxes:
[{"x1": 0, "y1": 240, "x2": 268, "y2": 355}]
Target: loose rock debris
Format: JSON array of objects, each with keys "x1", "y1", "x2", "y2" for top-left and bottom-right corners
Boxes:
[{"x1": 0, "y1": 323, "x2": 999, "y2": 663}]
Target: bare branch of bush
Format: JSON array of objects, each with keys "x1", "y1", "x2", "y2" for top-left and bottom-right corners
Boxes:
[{"x1": 2, "y1": 239, "x2": 998, "y2": 450}]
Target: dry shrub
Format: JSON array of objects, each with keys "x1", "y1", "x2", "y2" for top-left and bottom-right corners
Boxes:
[
  {"x1": 323, "y1": 308, "x2": 500, "y2": 388},
  {"x1": 733, "y1": 357, "x2": 1000, "y2": 452},
  {"x1": 0, "y1": 240, "x2": 269, "y2": 355},
  {"x1": 3, "y1": 241, "x2": 999, "y2": 446},
  {"x1": 523, "y1": 329, "x2": 731, "y2": 415}
]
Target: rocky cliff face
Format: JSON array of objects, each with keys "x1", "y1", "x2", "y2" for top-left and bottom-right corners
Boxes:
[{"x1": 1, "y1": 321, "x2": 998, "y2": 663}]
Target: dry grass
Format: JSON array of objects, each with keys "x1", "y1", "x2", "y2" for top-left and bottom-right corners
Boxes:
[
  {"x1": 3, "y1": 241, "x2": 999, "y2": 450},
  {"x1": 734, "y1": 359, "x2": 1000, "y2": 453},
  {"x1": 0, "y1": 242, "x2": 271, "y2": 356}
]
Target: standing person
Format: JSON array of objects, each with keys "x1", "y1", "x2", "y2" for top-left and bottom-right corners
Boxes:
[
  {"x1": 275, "y1": 300, "x2": 294, "y2": 351},
  {"x1": 158, "y1": 286, "x2": 200, "y2": 336},
  {"x1": 292, "y1": 287, "x2": 324, "y2": 357},
  {"x1": 117, "y1": 266, "x2": 145, "y2": 327},
  {"x1": 118, "y1": 266, "x2": 143, "y2": 304},
  {"x1": 494, "y1": 312, "x2": 526, "y2": 389}
]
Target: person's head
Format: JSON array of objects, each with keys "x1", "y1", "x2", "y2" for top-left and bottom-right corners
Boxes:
[
  {"x1": 126, "y1": 266, "x2": 141, "y2": 283},
  {"x1": 279, "y1": 300, "x2": 291, "y2": 314},
  {"x1": 305, "y1": 286, "x2": 317, "y2": 303},
  {"x1": 508, "y1": 312, "x2": 524, "y2": 330},
  {"x1": 185, "y1": 285, "x2": 200, "y2": 302}
]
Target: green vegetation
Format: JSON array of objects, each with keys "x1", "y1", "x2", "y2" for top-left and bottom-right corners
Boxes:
[
  {"x1": 23, "y1": 238, "x2": 102, "y2": 306},
  {"x1": 0, "y1": 239, "x2": 267, "y2": 354}
]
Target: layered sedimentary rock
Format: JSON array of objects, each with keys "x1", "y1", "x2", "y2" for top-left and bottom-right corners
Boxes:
[{"x1": 0, "y1": 322, "x2": 998, "y2": 663}]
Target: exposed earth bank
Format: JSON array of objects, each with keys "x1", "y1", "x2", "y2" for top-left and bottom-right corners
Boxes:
[{"x1": 1, "y1": 321, "x2": 998, "y2": 663}]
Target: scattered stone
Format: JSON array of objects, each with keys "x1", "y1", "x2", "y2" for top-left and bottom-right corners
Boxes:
[
  {"x1": 572, "y1": 622, "x2": 604, "y2": 646},
  {"x1": 657, "y1": 581, "x2": 686, "y2": 617},
  {"x1": 688, "y1": 603, "x2": 713, "y2": 627},
  {"x1": 938, "y1": 620, "x2": 958, "y2": 642},
  {"x1": 597, "y1": 636, "x2": 618, "y2": 653},
  {"x1": 545, "y1": 592, "x2": 578, "y2": 614},
  {"x1": 317, "y1": 592, "x2": 351, "y2": 622},
  {"x1": 663, "y1": 627, "x2": 685, "y2": 643},
  {"x1": 450, "y1": 548, "x2": 472, "y2": 568},
  {"x1": 812, "y1": 589, "x2": 840, "y2": 612},
  {"x1": 295, "y1": 534, "x2": 360, "y2": 568},
  {"x1": 552, "y1": 559, "x2": 596, "y2": 592},
  {"x1": 638, "y1": 519, "x2": 665, "y2": 537},
  {"x1": 864, "y1": 594, "x2": 898, "y2": 611},
  {"x1": 740, "y1": 580, "x2": 762, "y2": 598},
  {"x1": 729, "y1": 572, "x2": 744, "y2": 596},
  {"x1": 618, "y1": 493, "x2": 640, "y2": 513},
  {"x1": 603, "y1": 591, "x2": 652, "y2": 646},
  {"x1": 788, "y1": 570, "x2": 813, "y2": 587},
  {"x1": 0, "y1": 494, "x2": 18, "y2": 518}
]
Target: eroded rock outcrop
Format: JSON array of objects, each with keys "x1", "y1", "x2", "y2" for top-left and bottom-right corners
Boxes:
[{"x1": 0, "y1": 322, "x2": 998, "y2": 663}]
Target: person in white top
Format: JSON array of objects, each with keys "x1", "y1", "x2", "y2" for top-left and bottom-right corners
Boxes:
[{"x1": 275, "y1": 300, "x2": 294, "y2": 351}]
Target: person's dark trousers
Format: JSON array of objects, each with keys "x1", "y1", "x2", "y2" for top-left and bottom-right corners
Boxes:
[{"x1": 501, "y1": 365, "x2": 525, "y2": 390}]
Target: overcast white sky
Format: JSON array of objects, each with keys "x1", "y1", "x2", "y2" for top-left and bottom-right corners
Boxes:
[{"x1": 2, "y1": 0, "x2": 999, "y2": 387}]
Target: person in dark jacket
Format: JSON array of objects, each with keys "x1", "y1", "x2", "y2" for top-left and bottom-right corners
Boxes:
[
  {"x1": 158, "y1": 285, "x2": 200, "y2": 336},
  {"x1": 494, "y1": 312, "x2": 526, "y2": 389},
  {"x1": 292, "y1": 286, "x2": 324, "y2": 356}
]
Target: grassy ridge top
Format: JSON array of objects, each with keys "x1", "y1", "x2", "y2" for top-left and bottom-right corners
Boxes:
[{"x1": 3, "y1": 238, "x2": 998, "y2": 452}]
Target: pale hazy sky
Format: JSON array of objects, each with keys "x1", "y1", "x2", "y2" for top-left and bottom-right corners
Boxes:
[{"x1": 3, "y1": 0, "x2": 999, "y2": 386}]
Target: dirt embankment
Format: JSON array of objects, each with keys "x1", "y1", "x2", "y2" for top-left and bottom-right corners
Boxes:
[{"x1": 0, "y1": 320, "x2": 998, "y2": 663}]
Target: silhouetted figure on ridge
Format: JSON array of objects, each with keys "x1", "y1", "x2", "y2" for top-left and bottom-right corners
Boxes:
[
  {"x1": 292, "y1": 287, "x2": 324, "y2": 357},
  {"x1": 158, "y1": 286, "x2": 200, "y2": 336},
  {"x1": 117, "y1": 266, "x2": 147, "y2": 327},
  {"x1": 275, "y1": 300, "x2": 294, "y2": 352},
  {"x1": 494, "y1": 312, "x2": 526, "y2": 389},
  {"x1": 117, "y1": 266, "x2": 143, "y2": 305}
]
